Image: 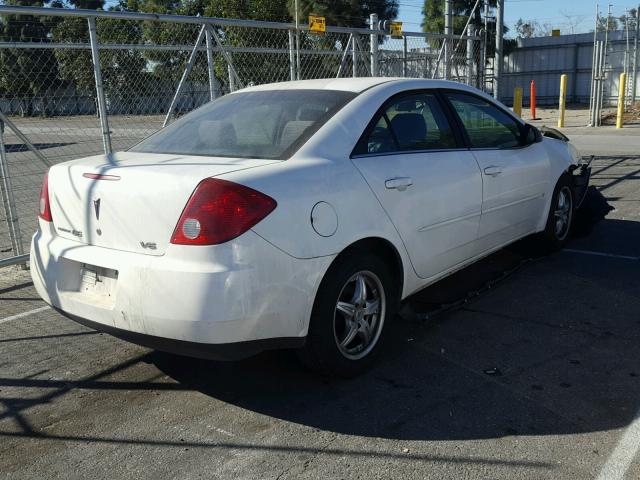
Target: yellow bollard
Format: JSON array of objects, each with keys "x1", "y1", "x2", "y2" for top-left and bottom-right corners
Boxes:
[
  {"x1": 558, "y1": 74, "x2": 567, "y2": 128},
  {"x1": 513, "y1": 87, "x2": 523, "y2": 117},
  {"x1": 616, "y1": 72, "x2": 627, "y2": 129}
]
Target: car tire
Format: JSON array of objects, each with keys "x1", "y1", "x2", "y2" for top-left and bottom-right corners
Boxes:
[
  {"x1": 539, "y1": 174, "x2": 574, "y2": 251},
  {"x1": 298, "y1": 252, "x2": 398, "y2": 378}
]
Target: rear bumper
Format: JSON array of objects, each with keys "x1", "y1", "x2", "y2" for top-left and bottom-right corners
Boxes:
[
  {"x1": 31, "y1": 220, "x2": 333, "y2": 350},
  {"x1": 55, "y1": 308, "x2": 305, "y2": 360}
]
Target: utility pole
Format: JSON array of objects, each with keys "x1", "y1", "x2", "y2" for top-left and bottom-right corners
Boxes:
[
  {"x1": 588, "y1": 3, "x2": 599, "y2": 126},
  {"x1": 494, "y1": 0, "x2": 504, "y2": 99},
  {"x1": 603, "y1": 3, "x2": 612, "y2": 109},
  {"x1": 444, "y1": 0, "x2": 453, "y2": 79},
  {"x1": 370, "y1": 13, "x2": 379, "y2": 76},
  {"x1": 633, "y1": 5, "x2": 639, "y2": 103},
  {"x1": 294, "y1": 0, "x2": 300, "y2": 80}
]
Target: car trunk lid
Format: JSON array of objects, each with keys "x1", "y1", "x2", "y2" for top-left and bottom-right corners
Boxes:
[{"x1": 48, "y1": 152, "x2": 279, "y2": 256}]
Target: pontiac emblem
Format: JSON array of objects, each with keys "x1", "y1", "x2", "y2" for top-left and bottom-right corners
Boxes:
[{"x1": 93, "y1": 198, "x2": 101, "y2": 220}]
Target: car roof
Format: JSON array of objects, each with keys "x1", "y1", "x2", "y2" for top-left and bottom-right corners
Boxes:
[{"x1": 239, "y1": 77, "x2": 471, "y2": 94}]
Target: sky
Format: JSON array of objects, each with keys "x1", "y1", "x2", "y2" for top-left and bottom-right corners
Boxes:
[
  {"x1": 99, "y1": 0, "x2": 636, "y2": 35},
  {"x1": 396, "y1": 0, "x2": 638, "y2": 36}
]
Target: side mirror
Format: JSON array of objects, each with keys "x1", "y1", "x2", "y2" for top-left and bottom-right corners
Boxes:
[{"x1": 522, "y1": 123, "x2": 542, "y2": 145}]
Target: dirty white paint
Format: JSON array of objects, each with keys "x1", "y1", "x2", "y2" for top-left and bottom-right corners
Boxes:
[
  {"x1": 596, "y1": 409, "x2": 640, "y2": 480},
  {"x1": 0, "y1": 306, "x2": 50, "y2": 325}
]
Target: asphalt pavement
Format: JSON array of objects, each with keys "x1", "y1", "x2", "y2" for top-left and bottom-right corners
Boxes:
[{"x1": 0, "y1": 139, "x2": 639, "y2": 479}]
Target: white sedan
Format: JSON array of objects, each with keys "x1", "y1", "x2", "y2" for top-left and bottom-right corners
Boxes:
[{"x1": 31, "y1": 78, "x2": 589, "y2": 376}]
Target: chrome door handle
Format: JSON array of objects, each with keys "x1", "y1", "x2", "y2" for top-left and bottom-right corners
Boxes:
[
  {"x1": 385, "y1": 177, "x2": 413, "y2": 191},
  {"x1": 483, "y1": 166, "x2": 503, "y2": 177}
]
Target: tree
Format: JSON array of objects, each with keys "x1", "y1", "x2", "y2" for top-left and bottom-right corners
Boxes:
[
  {"x1": 513, "y1": 18, "x2": 554, "y2": 38},
  {"x1": 597, "y1": 14, "x2": 619, "y2": 32},
  {"x1": 0, "y1": 0, "x2": 62, "y2": 116},
  {"x1": 514, "y1": 18, "x2": 536, "y2": 39},
  {"x1": 287, "y1": 0, "x2": 398, "y2": 29},
  {"x1": 619, "y1": 9, "x2": 638, "y2": 32},
  {"x1": 422, "y1": 0, "x2": 492, "y2": 35},
  {"x1": 53, "y1": 0, "x2": 153, "y2": 114}
]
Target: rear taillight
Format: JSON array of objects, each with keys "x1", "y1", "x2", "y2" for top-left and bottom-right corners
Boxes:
[
  {"x1": 170, "y1": 178, "x2": 277, "y2": 245},
  {"x1": 39, "y1": 171, "x2": 53, "y2": 222}
]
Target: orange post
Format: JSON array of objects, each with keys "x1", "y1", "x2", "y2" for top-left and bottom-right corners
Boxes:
[{"x1": 530, "y1": 80, "x2": 538, "y2": 120}]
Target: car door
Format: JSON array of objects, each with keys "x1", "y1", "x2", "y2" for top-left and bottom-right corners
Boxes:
[
  {"x1": 443, "y1": 92, "x2": 550, "y2": 252},
  {"x1": 351, "y1": 91, "x2": 483, "y2": 280}
]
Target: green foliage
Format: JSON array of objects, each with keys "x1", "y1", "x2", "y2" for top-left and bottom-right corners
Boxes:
[
  {"x1": 287, "y1": 0, "x2": 398, "y2": 28},
  {"x1": 0, "y1": 0, "x2": 61, "y2": 113},
  {"x1": 597, "y1": 14, "x2": 619, "y2": 32},
  {"x1": 0, "y1": 0, "x2": 401, "y2": 114},
  {"x1": 422, "y1": 0, "x2": 492, "y2": 34},
  {"x1": 53, "y1": 15, "x2": 151, "y2": 110}
]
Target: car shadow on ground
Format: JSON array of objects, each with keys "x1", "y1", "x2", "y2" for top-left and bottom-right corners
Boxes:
[{"x1": 151, "y1": 189, "x2": 640, "y2": 441}]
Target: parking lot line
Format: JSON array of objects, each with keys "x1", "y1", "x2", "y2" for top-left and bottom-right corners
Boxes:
[
  {"x1": 0, "y1": 306, "x2": 50, "y2": 325},
  {"x1": 563, "y1": 249, "x2": 639, "y2": 261},
  {"x1": 596, "y1": 409, "x2": 640, "y2": 480}
]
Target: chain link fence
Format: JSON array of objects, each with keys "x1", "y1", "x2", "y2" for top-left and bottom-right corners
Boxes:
[{"x1": 0, "y1": 6, "x2": 484, "y2": 267}]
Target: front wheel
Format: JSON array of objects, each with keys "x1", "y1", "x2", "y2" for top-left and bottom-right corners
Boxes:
[
  {"x1": 298, "y1": 253, "x2": 397, "y2": 377},
  {"x1": 539, "y1": 175, "x2": 574, "y2": 250}
]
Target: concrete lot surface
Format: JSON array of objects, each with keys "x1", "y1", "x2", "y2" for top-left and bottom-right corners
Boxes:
[{"x1": 1, "y1": 142, "x2": 639, "y2": 478}]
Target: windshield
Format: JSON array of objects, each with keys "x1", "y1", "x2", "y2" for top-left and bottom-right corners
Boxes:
[{"x1": 131, "y1": 89, "x2": 357, "y2": 160}]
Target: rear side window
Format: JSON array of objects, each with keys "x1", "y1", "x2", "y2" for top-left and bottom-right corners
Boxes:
[
  {"x1": 355, "y1": 92, "x2": 456, "y2": 155},
  {"x1": 131, "y1": 89, "x2": 356, "y2": 160},
  {"x1": 445, "y1": 92, "x2": 522, "y2": 149}
]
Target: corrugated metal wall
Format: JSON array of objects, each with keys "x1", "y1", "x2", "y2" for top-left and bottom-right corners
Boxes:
[{"x1": 501, "y1": 31, "x2": 639, "y2": 106}]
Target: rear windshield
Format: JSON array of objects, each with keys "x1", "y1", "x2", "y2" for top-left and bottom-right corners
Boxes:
[{"x1": 131, "y1": 89, "x2": 357, "y2": 160}]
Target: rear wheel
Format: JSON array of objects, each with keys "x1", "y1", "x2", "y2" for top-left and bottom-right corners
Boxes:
[
  {"x1": 298, "y1": 253, "x2": 397, "y2": 377},
  {"x1": 540, "y1": 175, "x2": 574, "y2": 250}
]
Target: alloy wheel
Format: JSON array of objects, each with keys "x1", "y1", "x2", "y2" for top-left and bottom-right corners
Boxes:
[
  {"x1": 333, "y1": 270, "x2": 386, "y2": 361},
  {"x1": 554, "y1": 186, "x2": 573, "y2": 241}
]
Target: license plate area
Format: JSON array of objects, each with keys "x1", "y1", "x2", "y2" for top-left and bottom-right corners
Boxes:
[{"x1": 79, "y1": 263, "x2": 118, "y2": 297}]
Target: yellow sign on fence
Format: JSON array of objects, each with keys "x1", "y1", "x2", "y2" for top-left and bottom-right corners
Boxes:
[
  {"x1": 309, "y1": 15, "x2": 326, "y2": 34},
  {"x1": 390, "y1": 21, "x2": 403, "y2": 38},
  {"x1": 552, "y1": 29, "x2": 560, "y2": 37}
]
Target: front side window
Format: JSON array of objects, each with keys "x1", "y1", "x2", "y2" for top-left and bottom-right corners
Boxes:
[
  {"x1": 356, "y1": 92, "x2": 456, "y2": 155},
  {"x1": 445, "y1": 92, "x2": 522, "y2": 149},
  {"x1": 131, "y1": 89, "x2": 356, "y2": 160}
]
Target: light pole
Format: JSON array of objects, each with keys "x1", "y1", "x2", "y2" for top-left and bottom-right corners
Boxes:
[
  {"x1": 295, "y1": 0, "x2": 300, "y2": 80},
  {"x1": 494, "y1": 0, "x2": 504, "y2": 100}
]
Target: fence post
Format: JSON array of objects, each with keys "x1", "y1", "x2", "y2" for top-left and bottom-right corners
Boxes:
[
  {"x1": 530, "y1": 80, "x2": 537, "y2": 120},
  {"x1": 352, "y1": 34, "x2": 358, "y2": 77},
  {"x1": 0, "y1": 123, "x2": 25, "y2": 262},
  {"x1": 444, "y1": 0, "x2": 452, "y2": 79},
  {"x1": 479, "y1": 28, "x2": 486, "y2": 89},
  {"x1": 494, "y1": 0, "x2": 504, "y2": 99},
  {"x1": 558, "y1": 74, "x2": 568, "y2": 128},
  {"x1": 228, "y1": 65, "x2": 236, "y2": 92},
  {"x1": 513, "y1": 86, "x2": 523, "y2": 117},
  {"x1": 632, "y1": 4, "x2": 639, "y2": 103},
  {"x1": 617, "y1": 72, "x2": 627, "y2": 128},
  {"x1": 336, "y1": 34, "x2": 352, "y2": 78},
  {"x1": 288, "y1": 29, "x2": 296, "y2": 81},
  {"x1": 466, "y1": 30, "x2": 474, "y2": 85},
  {"x1": 370, "y1": 13, "x2": 378, "y2": 76},
  {"x1": 87, "y1": 16, "x2": 112, "y2": 155},
  {"x1": 402, "y1": 34, "x2": 407, "y2": 77},
  {"x1": 205, "y1": 26, "x2": 216, "y2": 100}
]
